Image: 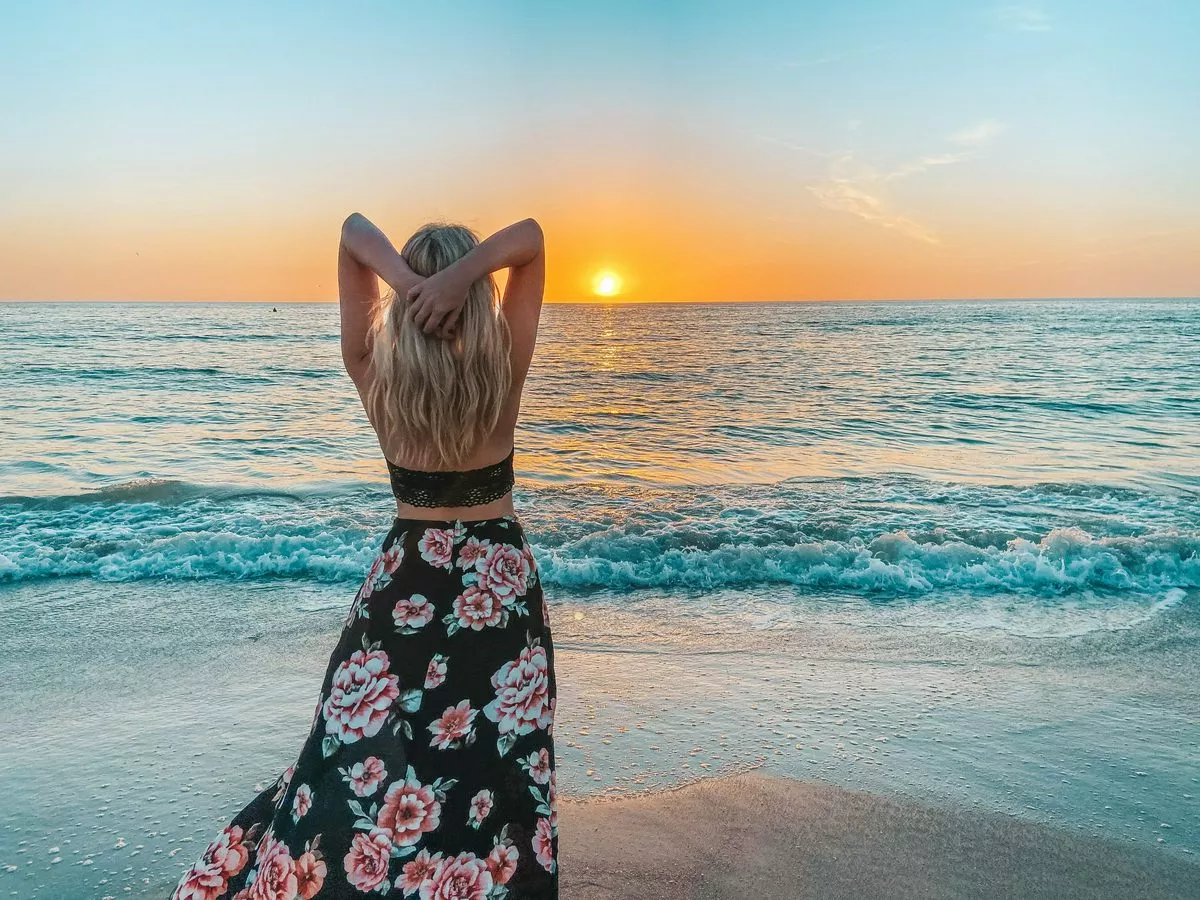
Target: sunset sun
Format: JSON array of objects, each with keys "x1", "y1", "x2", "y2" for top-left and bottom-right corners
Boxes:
[{"x1": 591, "y1": 270, "x2": 623, "y2": 297}]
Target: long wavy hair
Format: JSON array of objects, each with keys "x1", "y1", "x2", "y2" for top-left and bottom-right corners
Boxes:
[{"x1": 365, "y1": 222, "x2": 512, "y2": 470}]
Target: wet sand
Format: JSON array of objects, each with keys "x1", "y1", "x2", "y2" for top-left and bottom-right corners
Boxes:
[
  {"x1": 129, "y1": 772, "x2": 1199, "y2": 899},
  {"x1": 8, "y1": 578, "x2": 1195, "y2": 898},
  {"x1": 559, "y1": 772, "x2": 1198, "y2": 900}
]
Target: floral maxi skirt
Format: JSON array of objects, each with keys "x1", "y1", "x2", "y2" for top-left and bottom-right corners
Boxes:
[{"x1": 172, "y1": 515, "x2": 559, "y2": 900}]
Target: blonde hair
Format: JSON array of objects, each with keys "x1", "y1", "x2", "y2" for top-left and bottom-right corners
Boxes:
[{"x1": 365, "y1": 222, "x2": 512, "y2": 469}]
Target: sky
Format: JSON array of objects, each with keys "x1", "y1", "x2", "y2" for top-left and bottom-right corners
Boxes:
[{"x1": 1, "y1": 0, "x2": 1197, "y2": 303}]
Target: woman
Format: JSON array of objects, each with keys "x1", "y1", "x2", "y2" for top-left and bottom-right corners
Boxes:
[{"x1": 172, "y1": 213, "x2": 556, "y2": 899}]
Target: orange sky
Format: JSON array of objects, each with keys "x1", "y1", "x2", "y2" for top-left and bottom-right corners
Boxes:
[
  {"x1": 3, "y1": 3, "x2": 1197, "y2": 303},
  {"x1": 4, "y1": 181, "x2": 1196, "y2": 303}
]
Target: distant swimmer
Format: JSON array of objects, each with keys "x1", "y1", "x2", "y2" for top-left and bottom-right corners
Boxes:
[{"x1": 271, "y1": 307, "x2": 278, "y2": 312}]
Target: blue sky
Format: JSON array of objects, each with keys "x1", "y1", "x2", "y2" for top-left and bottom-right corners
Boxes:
[{"x1": 1, "y1": 1, "x2": 1197, "y2": 301}]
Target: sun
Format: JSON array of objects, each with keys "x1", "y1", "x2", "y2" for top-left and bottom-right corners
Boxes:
[{"x1": 591, "y1": 270, "x2": 623, "y2": 297}]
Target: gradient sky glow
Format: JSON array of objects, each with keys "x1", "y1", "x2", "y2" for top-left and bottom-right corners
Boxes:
[{"x1": 2, "y1": 1, "x2": 1197, "y2": 302}]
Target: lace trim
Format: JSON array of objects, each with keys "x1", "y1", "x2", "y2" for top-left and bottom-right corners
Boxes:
[{"x1": 386, "y1": 448, "x2": 515, "y2": 508}]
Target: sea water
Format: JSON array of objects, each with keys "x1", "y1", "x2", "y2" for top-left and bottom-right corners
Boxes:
[{"x1": 1, "y1": 298, "x2": 1198, "y2": 896}]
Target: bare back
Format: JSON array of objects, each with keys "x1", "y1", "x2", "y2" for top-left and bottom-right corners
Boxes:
[{"x1": 342, "y1": 223, "x2": 546, "y2": 521}]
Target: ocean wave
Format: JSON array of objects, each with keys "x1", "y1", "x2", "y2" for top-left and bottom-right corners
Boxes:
[
  {"x1": 3, "y1": 473, "x2": 1197, "y2": 600},
  {"x1": 0, "y1": 478, "x2": 350, "y2": 509},
  {"x1": 1, "y1": 501, "x2": 1196, "y2": 600},
  {"x1": 537, "y1": 525, "x2": 1200, "y2": 595}
]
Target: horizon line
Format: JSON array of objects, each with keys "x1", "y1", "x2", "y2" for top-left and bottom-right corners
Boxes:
[{"x1": 2, "y1": 295, "x2": 1198, "y2": 305}]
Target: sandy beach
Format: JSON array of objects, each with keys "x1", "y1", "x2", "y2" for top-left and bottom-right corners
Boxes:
[
  {"x1": 3, "y1": 572, "x2": 1197, "y2": 898},
  {"x1": 559, "y1": 773, "x2": 1198, "y2": 900},
  {"x1": 129, "y1": 771, "x2": 1198, "y2": 899}
]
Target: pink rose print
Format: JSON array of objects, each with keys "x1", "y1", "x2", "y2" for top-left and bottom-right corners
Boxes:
[
  {"x1": 467, "y1": 789, "x2": 493, "y2": 829},
  {"x1": 292, "y1": 784, "x2": 313, "y2": 820},
  {"x1": 524, "y1": 747, "x2": 552, "y2": 785},
  {"x1": 345, "y1": 756, "x2": 387, "y2": 797},
  {"x1": 474, "y1": 542, "x2": 530, "y2": 602},
  {"x1": 451, "y1": 585, "x2": 504, "y2": 631},
  {"x1": 483, "y1": 643, "x2": 554, "y2": 745},
  {"x1": 209, "y1": 825, "x2": 251, "y2": 877},
  {"x1": 455, "y1": 536, "x2": 491, "y2": 570},
  {"x1": 393, "y1": 594, "x2": 434, "y2": 633},
  {"x1": 533, "y1": 816, "x2": 555, "y2": 874},
  {"x1": 237, "y1": 835, "x2": 298, "y2": 900},
  {"x1": 255, "y1": 830, "x2": 280, "y2": 858},
  {"x1": 377, "y1": 770, "x2": 442, "y2": 847},
  {"x1": 359, "y1": 546, "x2": 404, "y2": 604},
  {"x1": 521, "y1": 542, "x2": 539, "y2": 586},
  {"x1": 346, "y1": 547, "x2": 395, "y2": 626},
  {"x1": 401, "y1": 848, "x2": 443, "y2": 896},
  {"x1": 418, "y1": 527, "x2": 455, "y2": 570},
  {"x1": 343, "y1": 828, "x2": 392, "y2": 893},
  {"x1": 172, "y1": 824, "x2": 250, "y2": 900},
  {"x1": 295, "y1": 851, "x2": 326, "y2": 900},
  {"x1": 420, "y1": 852, "x2": 493, "y2": 900},
  {"x1": 428, "y1": 699, "x2": 477, "y2": 750},
  {"x1": 424, "y1": 654, "x2": 448, "y2": 690},
  {"x1": 174, "y1": 862, "x2": 227, "y2": 900},
  {"x1": 485, "y1": 843, "x2": 518, "y2": 887},
  {"x1": 322, "y1": 649, "x2": 401, "y2": 744}
]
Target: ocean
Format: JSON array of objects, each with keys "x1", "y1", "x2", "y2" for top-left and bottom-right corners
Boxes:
[{"x1": 2, "y1": 298, "x2": 1198, "y2": 897}]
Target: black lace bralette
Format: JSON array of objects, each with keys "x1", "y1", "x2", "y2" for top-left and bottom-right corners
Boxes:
[{"x1": 386, "y1": 448, "x2": 515, "y2": 508}]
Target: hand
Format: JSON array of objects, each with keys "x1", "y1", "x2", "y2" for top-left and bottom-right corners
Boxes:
[{"x1": 406, "y1": 267, "x2": 469, "y2": 340}]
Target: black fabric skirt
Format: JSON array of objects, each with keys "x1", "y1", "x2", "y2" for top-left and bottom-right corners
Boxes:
[{"x1": 172, "y1": 514, "x2": 559, "y2": 900}]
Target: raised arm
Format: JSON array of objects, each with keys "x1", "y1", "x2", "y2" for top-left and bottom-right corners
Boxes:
[
  {"x1": 408, "y1": 218, "x2": 545, "y2": 340},
  {"x1": 338, "y1": 213, "x2": 422, "y2": 381},
  {"x1": 494, "y1": 219, "x2": 546, "y2": 387}
]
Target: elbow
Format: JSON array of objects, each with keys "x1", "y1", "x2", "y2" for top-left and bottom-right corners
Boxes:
[
  {"x1": 341, "y1": 338, "x2": 372, "y2": 380},
  {"x1": 522, "y1": 217, "x2": 544, "y2": 248},
  {"x1": 341, "y1": 212, "x2": 367, "y2": 239}
]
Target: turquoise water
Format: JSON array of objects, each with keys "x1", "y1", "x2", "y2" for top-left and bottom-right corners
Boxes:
[
  {"x1": 3, "y1": 299, "x2": 1199, "y2": 610},
  {"x1": 1, "y1": 298, "x2": 1198, "y2": 896}
]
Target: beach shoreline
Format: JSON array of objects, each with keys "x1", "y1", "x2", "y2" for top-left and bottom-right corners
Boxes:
[
  {"x1": 555, "y1": 771, "x2": 1198, "y2": 900},
  {"x1": 129, "y1": 771, "x2": 1198, "y2": 899},
  {"x1": 2, "y1": 574, "x2": 1197, "y2": 897}
]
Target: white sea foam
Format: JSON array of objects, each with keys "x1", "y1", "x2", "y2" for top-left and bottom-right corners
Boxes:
[{"x1": 2, "y1": 484, "x2": 1196, "y2": 608}]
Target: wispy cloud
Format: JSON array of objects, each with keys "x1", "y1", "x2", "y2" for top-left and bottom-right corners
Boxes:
[
  {"x1": 782, "y1": 120, "x2": 1007, "y2": 245},
  {"x1": 882, "y1": 152, "x2": 974, "y2": 182},
  {"x1": 996, "y1": 5, "x2": 1052, "y2": 32},
  {"x1": 950, "y1": 119, "x2": 1008, "y2": 147},
  {"x1": 879, "y1": 120, "x2": 1008, "y2": 182},
  {"x1": 755, "y1": 133, "x2": 837, "y2": 159},
  {"x1": 808, "y1": 178, "x2": 941, "y2": 244}
]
